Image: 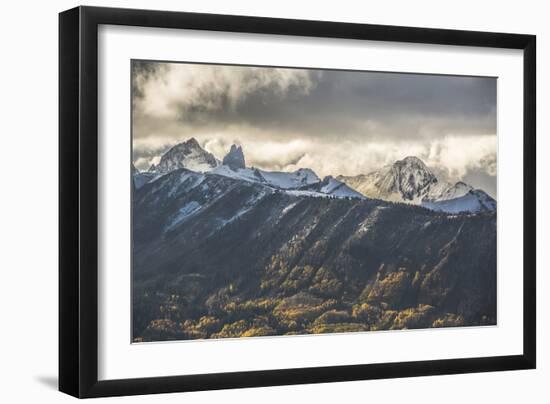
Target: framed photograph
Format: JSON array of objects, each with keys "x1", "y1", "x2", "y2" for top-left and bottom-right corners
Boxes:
[{"x1": 59, "y1": 6, "x2": 536, "y2": 398}]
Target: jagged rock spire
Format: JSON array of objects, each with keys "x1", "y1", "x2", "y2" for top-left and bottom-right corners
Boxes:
[{"x1": 222, "y1": 144, "x2": 246, "y2": 170}]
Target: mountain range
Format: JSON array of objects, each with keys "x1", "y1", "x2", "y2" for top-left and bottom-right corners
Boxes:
[
  {"x1": 134, "y1": 139, "x2": 496, "y2": 214},
  {"x1": 337, "y1": 156, "x2": 495, "y2": 213},
  {"x1": 135, "y1": 138, "x2": 365, "y2": 200},
  {"x1": 132, "y1": 138, "x2": 497, "y2": 341}
]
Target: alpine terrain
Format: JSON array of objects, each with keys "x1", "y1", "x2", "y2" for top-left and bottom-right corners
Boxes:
[
  {"x1": 132, "y1": 139, "x2": 497, "y2": 341},
  {"x1": 337, "y1": 156, "x2": 496, "y2": 214}
]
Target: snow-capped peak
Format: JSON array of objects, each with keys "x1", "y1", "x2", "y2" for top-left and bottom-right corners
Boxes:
[
  {"x1": 150, "y1": 138, "x2": 219, "y2": 174},
  {"x1": 335, "y1": 156, "x2": 492, "y2": 212},
  {"x1": 375, "y1": 156, "x2": 438, "y2": 202}
]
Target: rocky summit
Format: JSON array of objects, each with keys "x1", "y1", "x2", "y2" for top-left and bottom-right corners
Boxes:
[
  {"x1": 222, "y1": 144, "x2": 246, "y2": 170},
  {"x1": 149, "y1": 138, "x2": 219, "y2": 174}
]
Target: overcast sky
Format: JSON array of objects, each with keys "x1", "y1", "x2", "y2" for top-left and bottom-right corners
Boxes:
[{"x1": 132, "y1": 60, "x2": 497, "y2": 197}]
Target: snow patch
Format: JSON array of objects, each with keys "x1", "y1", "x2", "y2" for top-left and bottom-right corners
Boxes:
[
  {"x1": 281, "y1": 201, "x2": 298, "y2": 216},
  {"x1": 285, "y1": 190, "x2": 328, "y2": 198},
  {"x1": 166, "y1": 201, "x2": 202, "y2": 230},
  {"x1": 218, "y1": 190, "x2": 270, "y2": 228},
  {"x1": 422, "y1": 190, "x2": 496, "y2": 214},
  {"x1": 259, "y1": 168, "x2": 320, "y2": 189},
  {"x1": 167, "y1": 172, "x2": 205, "y2": 197}
]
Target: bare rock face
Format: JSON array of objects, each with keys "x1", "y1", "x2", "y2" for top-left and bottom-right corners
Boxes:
[{"x1": 222, "y1": 144, "x2": 246, "y2": 170}]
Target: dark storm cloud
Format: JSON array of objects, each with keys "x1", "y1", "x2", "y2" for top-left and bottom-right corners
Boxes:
[
  {"x1": 132, "y1": 62, "x2": 496, "y2": 141},
  {"x1": 132, "y1": 61, "x2": 496, "y2": 196},
  {"x1": 227, "y1": 70, "x2": 496, "y2": 142}
]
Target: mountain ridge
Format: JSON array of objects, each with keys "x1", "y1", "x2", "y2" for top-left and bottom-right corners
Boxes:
[
  {"x1": 132, "y1": 167, "x2": 497, "y2": 341},
  {"x1": 336, "y1": 156, "x2": 495, "y2": 213},
  {"x1": 134, "y1": 138, "x2": 495, "y2": 213}
]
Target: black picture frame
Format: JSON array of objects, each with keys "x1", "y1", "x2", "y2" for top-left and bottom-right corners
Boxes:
[{"x1": 59, "y1": 5, "x2": 536, "y2": 398}]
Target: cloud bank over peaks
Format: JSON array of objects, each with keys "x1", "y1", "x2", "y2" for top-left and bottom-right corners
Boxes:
[
  {"x1": 132, "y1": 61, "x2": 316, "y2": 121},
  {"x1": 132, "y1": 61, "x2": 497, "y2": 197}
]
